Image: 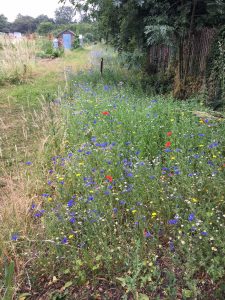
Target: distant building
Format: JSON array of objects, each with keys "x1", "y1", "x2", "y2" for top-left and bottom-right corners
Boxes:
[
  {"x1": 57, "y1": 30, "x2": 76, "y2": 49},
  {"x1": 13, "y1": 32, "x2": 22, "y2": 39}
]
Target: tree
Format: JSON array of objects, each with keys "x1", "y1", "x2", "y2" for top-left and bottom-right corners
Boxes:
[
  {"x1": 11, "y1": 14, "x2": 37, "y2": 33},
  {"x1": 0, "y1": 14, "x2": 10, "y2": 32},
  {"x1": 55, "y1": 6, "x2": 76, "y2": 24},
  {"x1": 35, "y1": 14, "x2": 54, "y2": 26},
  {"x1": 37, "y1": 22, "x2": 55, "y2": 35}
]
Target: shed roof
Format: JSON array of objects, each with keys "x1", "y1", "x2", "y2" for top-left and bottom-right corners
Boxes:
[{"x1": 57, "y1": 29, "x2": 75, "y2": 37}]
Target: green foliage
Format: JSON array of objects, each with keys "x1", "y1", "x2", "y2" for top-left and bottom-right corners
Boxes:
[
  {"x1": 11, "y1": 14, "x2": 37, "y2": 33},
  {"x1": 72, "y1": 34, "x2": 80, "y2": 49},
  {"x1": 145, "y1": 25, "x2": 174, "y2": 46},
  {"x1": 206, "y1": 26, "x2": 225, "y2": 110},
  {"x1": 0, "y1": 14, "x2": 10, "y2": 33},
  {"x1": 55, "y1": 6, "x2": 76, "y2": 25},
  {"x1": 37, "y1": 40, "x2": 64, "y2": 58},
  {"x1": 2, "y1": 261, "x2": 15, "y2": 300},
  {"x1": 37, "y1": 22, "x2": 55, "y2": 35}
]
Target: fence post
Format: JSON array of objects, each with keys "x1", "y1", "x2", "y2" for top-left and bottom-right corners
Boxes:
[{"x1": 100, "y1": 58, "x2": 104, "y2": 75}]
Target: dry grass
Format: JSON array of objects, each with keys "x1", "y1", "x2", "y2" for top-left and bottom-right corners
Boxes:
[{"x1": 0, "y1": 36, "x2": 37, "y2": 83}]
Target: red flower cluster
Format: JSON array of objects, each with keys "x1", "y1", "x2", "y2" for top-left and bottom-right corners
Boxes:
[
  {"x1": 165, "y1": 141, "x2": 171, "y2": 148},
  {"x1": 167, "y1": 131, "x2": 172, "y2": 137},
  {"x1": 102, "y1": 111, "x2": 110, "y2": 116},
  {"x1": 105, "y1": 175, "x2": 113, "y2": 182}
]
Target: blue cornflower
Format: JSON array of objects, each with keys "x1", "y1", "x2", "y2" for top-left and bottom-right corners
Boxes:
[
  {"x1": 88, "y1": 196, "x2": 94, "y2": 201},
  {"x1": 208, "y1": 142, "x2": 219, "y2": 149},
  {"x1": 61, "y1": 237, "x2": 68, "y2": 244},
  {"x1": 113, "y1": 208, "x2": 118, "y2": 213},
  {"x1": 168, "y1": 219, "x2": 178, "y2": 225},
  {"x1": 127, "y1": 172, "x2": 133, "y2": 177},
  {"x1": 11, "y1": 233, "x2": 19, "y2": 241},
  {"x1": 188, "y1": 213, "x2": 195, "y2": 221},
  {"x1": 42, "y1": 193, "x2": 49, "y2": 197},
  {"x1": 69, "y1": 217, "x2": 76, "y2": 223},
  {"x1": 34, "y1": 210, "x2": 45, "y2": 218},
  {"x1": 104, "y1": 85, "x2": 110, "y2": 91},
  {"x1": 25, "y1": 161, "x2": 32, "y2": 165},
  {"x1": 201, "y1": 231, "x2": 208, "y2": 236},
  {"x1": 67, "y1": 199, "x2": 75, "y2": 207},
  {"x1": 120, "y1": 200, "x2": 126, "y2": 205},
  {"x1": 31, "y1": 203, "x2": 36, "y2": 210},
  {"x1": 149, "y1": 175, "x2": 155, "y2": 179}
]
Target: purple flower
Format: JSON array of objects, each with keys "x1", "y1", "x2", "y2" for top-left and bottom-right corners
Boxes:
[
  {"x1": 67, "y1": 199, "x2": 75, "y2": 207},
  {"x1": 144, "y1": 231, "x2": 151, "y2": 238},
  {"x1": 201, "y1": 231, "x2": 208, "y2": 236},
  {"x1": 168, "y1": 219, "x2": 178, "y2": 225},
  {"x1": 11, "y1": 233, "x2": 19, "y2": 241},
  {"x1": 25, "y1": 161, "x2": 32, "y2": 166},
  {"x1": 69, "y1": 217, "x2": 76, "y2": 223},
  {"x1": 61, "y1": 237, "x2": 68, "y2": 244},
  {"x1": 188, "y1": 213, "x2": 195, "y2": 221},
  {"x1": 127, "y1": 172, "x2": 133, "y2": 177}
]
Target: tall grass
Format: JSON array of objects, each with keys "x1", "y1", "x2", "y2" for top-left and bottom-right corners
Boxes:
[{"x1": 0, "y1": 36, "x2": 37, "y2": 84}]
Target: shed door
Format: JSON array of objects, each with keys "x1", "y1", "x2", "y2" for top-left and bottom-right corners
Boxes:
[{"x1": 63, "y1": 34, "x2": 72, "y2": 49}]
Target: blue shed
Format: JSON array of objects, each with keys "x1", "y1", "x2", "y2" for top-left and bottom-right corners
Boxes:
[{"x1": 57, "y1": 29, "x2": 76, "y2": 49}]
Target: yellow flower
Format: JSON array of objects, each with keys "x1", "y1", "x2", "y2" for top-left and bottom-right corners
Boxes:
[
  {"x1": 170, "y1": 156, "x2": 175, "y2": 160},
  {"x1": 79, "y1": 162, "x2": 84, "y2": 165},
  {"x1": 132, "y1": 210, "x2": 137, "y2": 214},
  {"x1": 59, "y1": 177, "x2": 64, "y2": 181},
  {"x1": 212, "y1": 155, "x2": 217, "y2": 158},
  {"x1": 191, "y1": 198, "x2": 198, "y2": 203},
  {"x1": 151, "y1": 212, "x2": 157, "y2": 217},
  {"x1": 76, "y1": 173, "x2": 81, "y2": 177},
  {"x1": 48, "y1": 197, "x2": 53, "y2": 201},
  {"x1": 69, "y1": 235, "x2": 74, "y2": 239}
]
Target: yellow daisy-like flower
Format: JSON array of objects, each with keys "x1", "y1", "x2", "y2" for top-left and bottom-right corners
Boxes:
[
  {"x1": 132, "y1": 210, "x2": 137, "y2": 214},
  {"x1": 69, "y1": 235, "x2": 74, "y2": 239},
  {"x1": 76, "y1": 173, "x2": 81, "y2": 177},
  {"x1": 151, "y1": 212, "x2": 157, "y2": 217},
  {"x1": 59, "y1": 177, "x2": 64, "y2": 181},
  {"x1": 48, "y1": 197, "x2": 53, "y2": 202}
]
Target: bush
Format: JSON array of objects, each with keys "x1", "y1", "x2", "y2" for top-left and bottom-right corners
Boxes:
[{"x1": 37, "y1": 39, "x2": 64, "y2": 58}]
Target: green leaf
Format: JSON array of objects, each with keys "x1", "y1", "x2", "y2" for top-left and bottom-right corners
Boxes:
[
  {"x1": 63, "y1": 281, "x2": 73, "y2": 289},
  {"x1": 138, "y1": 293, "x2": 149, "y2": 300}
]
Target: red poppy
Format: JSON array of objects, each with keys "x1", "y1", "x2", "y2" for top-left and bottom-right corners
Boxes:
[
  {"x1": 102, "y1": 111, "x2": 110, "y2": 115},
  {"x1": 165, "y1": 141, "x2": 171, "y2": 148},
  {"x1": 105, "y1": 175, "x2": 113, "y2": 182},
  {"x1": 167, "y1": 131, "x2": 172, "y2": 136}
]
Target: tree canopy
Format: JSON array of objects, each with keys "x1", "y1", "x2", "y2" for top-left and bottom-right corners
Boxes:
[{"x1": 54, "y1": 6, "x2": 76, "y2": 24}]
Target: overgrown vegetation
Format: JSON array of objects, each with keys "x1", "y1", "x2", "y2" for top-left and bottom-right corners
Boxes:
[
  {"x1": 0, "y1": 37, "x2": 36, "y2": 85},
  {"x1": 1, "y1": 48, "x2": 225, "y2": 299}
]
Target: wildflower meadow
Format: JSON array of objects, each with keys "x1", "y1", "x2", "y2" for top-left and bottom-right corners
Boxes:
[{"x1": 2, "y1": 49, "x2": 225, "y2": 299}]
